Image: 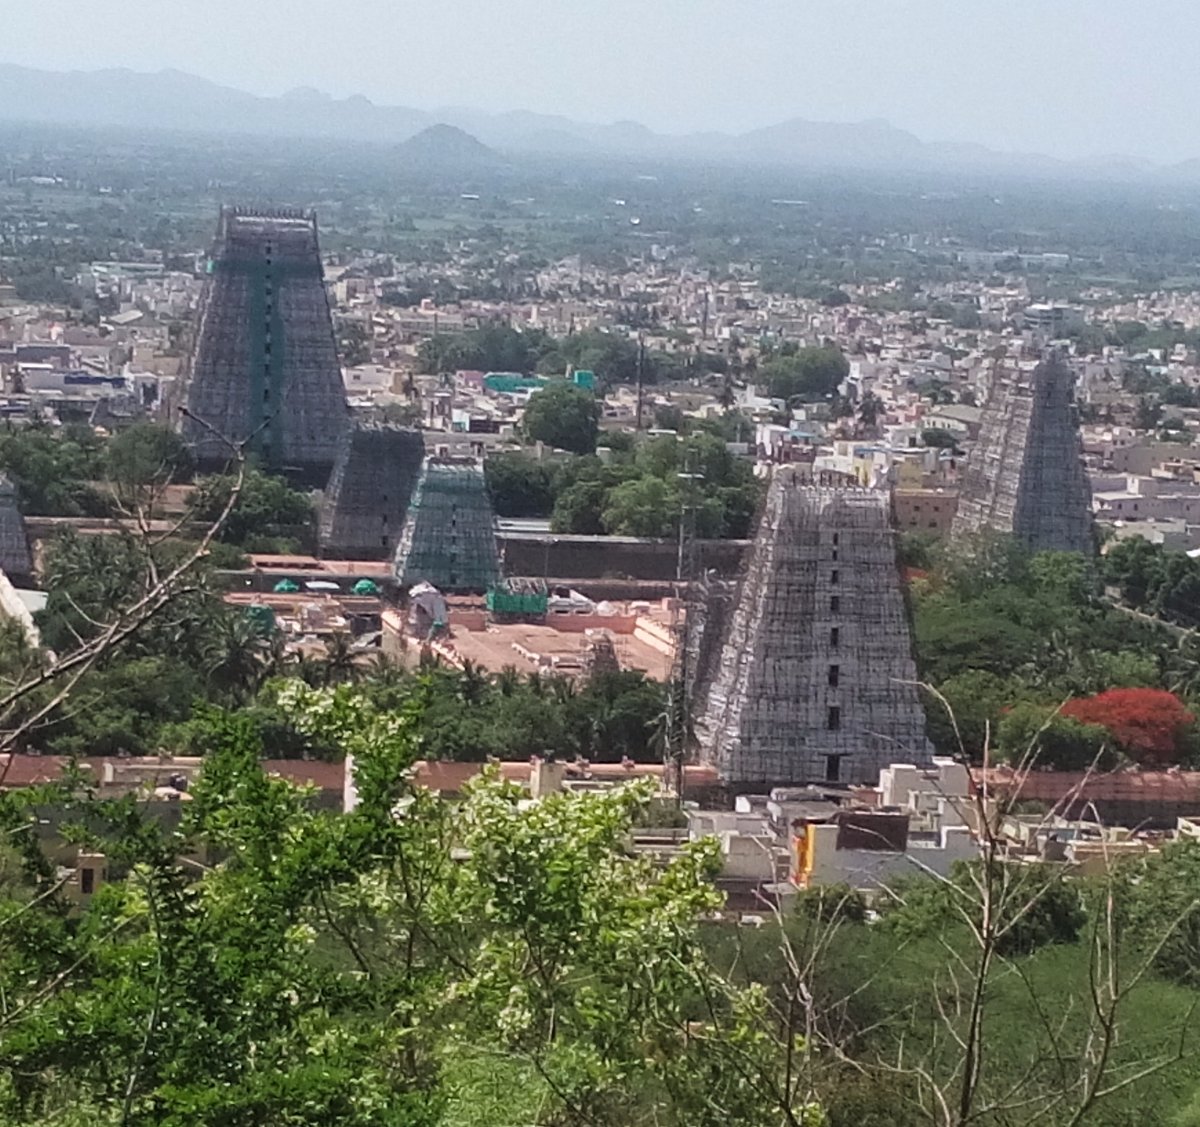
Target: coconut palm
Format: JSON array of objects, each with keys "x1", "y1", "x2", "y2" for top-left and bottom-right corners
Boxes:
[
  {"x1": 323, "y1": 632, "x2": 360, "y2": 686},
  {"x1": 205, "y1": 611, "x2": 271, "y2": 704},
  {"x1": 495, "y1": 666, "x2": 523, "y2": 698},
  {"x1": 457, "y1": 660, "x2": 490, "y2": 706}
]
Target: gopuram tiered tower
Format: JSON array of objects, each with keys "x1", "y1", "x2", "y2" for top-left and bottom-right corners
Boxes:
[
  {"x1": 319, "y1": 426, "x2": 426, "y2": 559},
  {"x1": 695, "y1": 468, "x2": 932, "y2": 787},
  {"x1": 951, "y1": 351, "x2": 1094, "y2": 554},
  {"x1": 394, "y1": 456, "x2": 501, "y2": 594},
  {"x1": 182, "y1": 207, "x2": 349, "y2": 482}
]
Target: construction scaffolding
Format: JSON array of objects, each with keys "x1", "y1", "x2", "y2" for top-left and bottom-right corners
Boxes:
[
  {"x1": 0, "y1": 476, "x2": 32, "y2": 582},
  {"x1": 182, "y1": 207, "x2": 349, "y2": 482},
  {"x1": 319, "y1": 425, "x2": 425, "y2": 559},
  {"x1": 394, "y1": 456, "x2": 501, "y2": 593},
  {"x1": 952, "y1": 350, "x2": 1094, "y2": 554},
  {"x1": 695, "y1": 467, "x2": 932, "y2": 787},
  {"x1": 486, "y1": 577, "x2": 549, "y2": 621}
]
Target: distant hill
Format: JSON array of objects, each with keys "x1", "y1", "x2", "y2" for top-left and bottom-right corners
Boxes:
[
  {"x1": 0, "y1": 62, "x2": 1187, "y2": 181},
  {"x1": 396, "y1": 124, "x2": 500, "y2": 171}
]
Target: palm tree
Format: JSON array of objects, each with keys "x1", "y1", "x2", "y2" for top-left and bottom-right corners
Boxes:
[
  {"x1": 323, "y1": 632, "x2": 360, "y2": 686},
  {"x1": 857, "y1": 391, "x2": 884, "y2": 431},
  {"x1": 294, "y1": 654, "x2": 327, "y2": 688},
  {"x1": 205, "y1": 612, "x2": 270, "y2": 704},
  {"x1": 365, "y1": 653, "x2": 407, "y2": 689},
  {"x1": 495, "y1": 666, "x2": 523, "y2": 698},
  {"x1": 457, "y1": 660, "x2": 490, "y2": 706},
  {"x1": 548, "y1": 675, "x2": 577, "y2": 705}
]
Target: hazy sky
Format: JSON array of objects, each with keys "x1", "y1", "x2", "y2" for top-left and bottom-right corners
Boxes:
[{"x1": 3, "y1": 0, "x2": 1198, "y2": 161}]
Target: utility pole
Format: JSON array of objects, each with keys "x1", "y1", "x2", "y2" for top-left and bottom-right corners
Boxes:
[
  {"x1": 665, "y1": 450, "x2": 702, "y2": 804},
  {"x1": 635, "y1": 332, "x2": 645, "y2": 431}
]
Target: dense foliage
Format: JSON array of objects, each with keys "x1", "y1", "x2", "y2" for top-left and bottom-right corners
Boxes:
[
  {"x1": 758, "y1": 345, "x2": 849, "y2": 402},
  {"x1": 0, "y1": 423, "x2": 113, "y2": 517},
  {"x1": 0, "y1": 688, "x2": 824, "y2": 1127},
  {"x1": 519, "y1": 381, "x2": 601, "y2": 455},
  {"x1": 487, "y1": 429, "x2": 762, "y2": 539},
  {"x1": 1102, "y1": 535, "x2": 1200, "y2": 627},
  {"x1": 417, "y1": 325, "x2": 697, "y2": 388},
  {"x1": 910, "y1": 535, "x2": 1200, "y2": 766}
]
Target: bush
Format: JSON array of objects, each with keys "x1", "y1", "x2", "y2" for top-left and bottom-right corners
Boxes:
[{"x1": 996, "y1": 703, "x2": 1115, "y2": 771}]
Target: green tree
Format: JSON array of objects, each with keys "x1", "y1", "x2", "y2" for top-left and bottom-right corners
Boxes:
[
  {"x1": 857, "y1": 390, "x2": 884, "y2": 429},
  {"x1": 995, "y1": 702, "x2": 1115, "y2": 770},
  {"x1": 602, "y1": 476, "x2": 676, "y2": 538},
  {"x1": 0, "y1": 423, "x2": 112, "y2": 517},
  {"x1": 484, "y1": 453, "x2": 555, "y2": 518},
  {"x1": 1126, "y1": 838, "x2": 1200, "y2": 987},
  {"x1": 0, "y1": 684, "x2": 827, "y2": 1126},
  {"x1": 521, "y1": 381, "x2": 601, "y2": 454},
  {"x1": 193, "y1": 468, "x2": 314, "y2": 550},
  {"x1": 104, "y1": 423, "x2": 193, "y2": 491},
  {"x1": 337, "y1": 318, "x2": 372, "y2": 366},
  {"x1": 759, "y1": 346, "x2": 848, "y2": 402},
  {"x1": 550, "y1": 478, "x2": 608, "y2": 535}
]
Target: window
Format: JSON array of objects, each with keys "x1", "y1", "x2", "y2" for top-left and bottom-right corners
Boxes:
[
  {"x1": 80, "y1": 867, "x2": 95, "y2": 895},
  {"x1": 828, "y1": 664, "x2": 840, "y2": 687},
  {"x1": 831, "y1": 548, "x2": 839, "y2": 561},
  {"x1": 827, "y1": 706, "x2": 841, "y2": 731},
  {"x1": 824, "y1": 755, "x2": 842, "y2": 783},
  {"x1": 830, "y1": 627, "x2": 840, "y2": 648},
  {"x1": 830, "y1": 596, "x2": 840, "y2": 614},
  {"x1": 832, "y1": 532, "x2": 840, "y2": 546},
  {"x1": 830, "y1": 569, "x2": 840, "y2": 586}
]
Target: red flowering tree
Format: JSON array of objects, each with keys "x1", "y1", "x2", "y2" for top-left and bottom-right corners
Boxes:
[{"x1": 1060, "y1": 688, "x2": 1196, "y2": 766}]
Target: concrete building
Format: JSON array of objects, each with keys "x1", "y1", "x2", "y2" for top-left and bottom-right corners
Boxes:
[
  {"x1": 892, "y1": 487, "x2": 958, "y2": 534},
  {"x1": 792, "y1": 813, "x2": 976, "y2": 891},
  {"x1": 1022, "y1": 304, "x2": 1083, "y2": 337}
]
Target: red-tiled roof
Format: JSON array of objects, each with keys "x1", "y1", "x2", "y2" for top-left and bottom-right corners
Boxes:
[
  {"x1": 972, "y1": 767, "x2": 1200, "y2": 803},
  {"x1": 2, "y1": 755, "x2": 719, "y2": 796}
]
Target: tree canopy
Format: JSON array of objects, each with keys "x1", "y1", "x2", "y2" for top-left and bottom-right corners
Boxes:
[
  {"x1": 520, "y1": 381, "x2": 601, "y2": 455},
  {"x1": 758, "y1": 346, "x2": 848, "y2": 402}
]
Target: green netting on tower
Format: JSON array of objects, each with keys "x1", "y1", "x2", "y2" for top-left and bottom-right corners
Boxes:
[{"x1": 394, "y1": 458, "x2": 501, "y2": 593}]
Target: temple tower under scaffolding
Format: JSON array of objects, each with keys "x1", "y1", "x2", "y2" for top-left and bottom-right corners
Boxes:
[
  {"x1": 696, "y1": 468, "x2": 932, "y2": 787},
  {"x1": 319, "y1": 425, "x2": 425, "y2": 559},
  {"x1": 182, "y1": 207, "x2": 349, "y2": 482},
  {"x1": 394, "y1": 456, "x2": 501, "y2": 593},
  {"x1": 951, "y1": 351, "x2": 1093, "y2": 555}
]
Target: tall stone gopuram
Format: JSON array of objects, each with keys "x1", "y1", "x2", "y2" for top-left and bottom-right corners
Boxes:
[
  {"x1": 951, "y1": 351, "x2": 1093, "y2": 555},
  {"x1": 183, "y1": 207, "x2": 349, "y2": 482}
]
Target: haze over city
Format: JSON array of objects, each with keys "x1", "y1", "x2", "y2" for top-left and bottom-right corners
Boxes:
[
  {"x1": 5, "y1": 0, "x2": 1200, "y2": 161},
  {"x1": 9, "y1": 2, "x2": 1200, "y2": 1122}
]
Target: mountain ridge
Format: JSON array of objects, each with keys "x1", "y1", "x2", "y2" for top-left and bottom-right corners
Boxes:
[{"x1": 0, "y1": 62, "x2": 1185, "y2": 181}]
